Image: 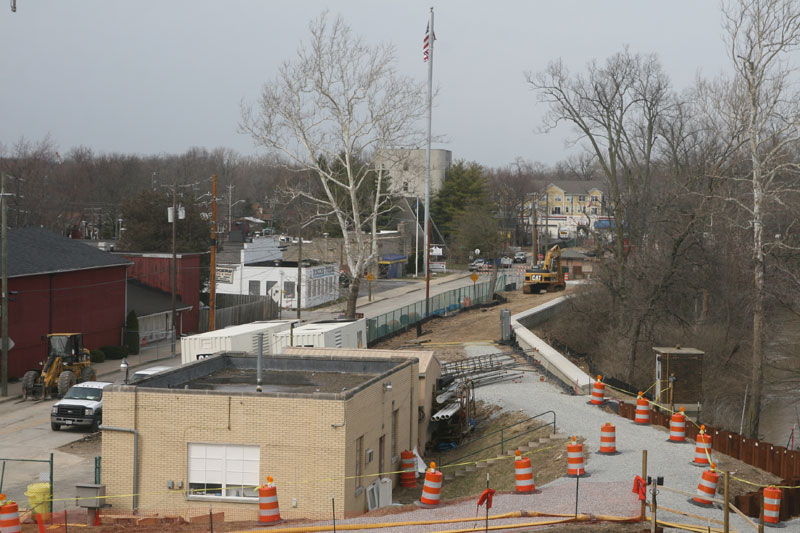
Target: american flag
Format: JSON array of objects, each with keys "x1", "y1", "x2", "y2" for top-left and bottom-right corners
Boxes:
[{"x1": 423, "y1": 22, "x2": 435, "y2": 62}]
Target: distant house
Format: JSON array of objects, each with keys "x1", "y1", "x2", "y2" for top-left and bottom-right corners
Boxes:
[
  {"x1": 2, "y1": 228, "x2": 131, "y2": 377},
  {"x1": 533, "y1": 181, "x2": 610, "y2": 240}
]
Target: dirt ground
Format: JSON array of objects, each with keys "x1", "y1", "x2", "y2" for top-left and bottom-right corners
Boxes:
[{"x1": 35, "y1": 284, "x2": 775, "y2": 531}]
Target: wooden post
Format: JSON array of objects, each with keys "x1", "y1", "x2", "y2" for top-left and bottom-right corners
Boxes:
[
  {"x1": 650, "y1": 477, "x2": 657, "y2": 533},
  {"x1": 724, "y1": 470, "x2": 730, "y2": 533},
  {"x1": 641, "y1": 450, "x2": 648, "y2": 521}
]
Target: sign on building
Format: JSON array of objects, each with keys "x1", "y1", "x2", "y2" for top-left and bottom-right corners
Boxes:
[{"x1": 216, "y1": 267, "x2": 234, "y2": 284}]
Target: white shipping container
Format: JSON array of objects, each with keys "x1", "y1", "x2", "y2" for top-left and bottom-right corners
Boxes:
[
  {"x1": 180, "y1": 320, "x2": 295, "y2": 365},
  {"x1": 272, "y1": 319, "x2": 367, "y2": 354}
]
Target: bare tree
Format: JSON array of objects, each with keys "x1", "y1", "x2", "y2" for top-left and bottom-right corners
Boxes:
[
  {"x1": 240, "y1": 13, "x2": 427, "y2": 317},
  {"x1": 527, "y1": 48, "x2": 672, "y2": 382},
  {"x1": 722, "y1": 0, "x2": 800, "y2": 438}
]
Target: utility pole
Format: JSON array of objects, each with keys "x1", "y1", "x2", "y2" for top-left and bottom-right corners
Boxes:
[
  {"x1": 227, "y1": 184, "x2": 235, "y2": 236},
  {"x1": 1, "y1": 172, "x2": 8, "y2": 396},
  {"x1": 209, "y1": 174, "x2": 218, "y2": 331},
  {"x1": 296, "y1": 233, "x2": 302, "y2": 320},
  {"x1": 171, "y1": 184, "x2": 177, "y2": 355},
  {"x1": 530, "y1": 193, "x2": 537, "y2": 262}
]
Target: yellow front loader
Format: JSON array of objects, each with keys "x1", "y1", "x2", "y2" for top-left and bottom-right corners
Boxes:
[{"x1": 22, "y1": 333, "x2": 96, "y2": 400}]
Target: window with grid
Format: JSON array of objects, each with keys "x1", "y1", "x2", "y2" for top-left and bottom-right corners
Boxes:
[{"x1": 188, "y1": 444, "x2": 259, "y2": 500}]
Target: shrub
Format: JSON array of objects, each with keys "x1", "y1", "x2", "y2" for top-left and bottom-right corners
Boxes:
[
  {"x1": 89, "y1": 349, "x2": 106, "y2": 364},
  {"x1": 124, "y1": 310, "x2": 140, "y2": 355},
  {"x1": 99, "y1": 345, "x2": 129, "y2": 360}
]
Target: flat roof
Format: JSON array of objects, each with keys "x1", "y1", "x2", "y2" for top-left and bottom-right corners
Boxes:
[
  {"x1": 110, "y1": 354, "x2": 413, "y2": 400},
  {"x1": 652, "y1": 347, "x2": 704, "y2": 356},
  {"x1": 284, "y1": 347, "x2": 438, "y2": 375},
  {"x1": 186, "y1": 320, "x2": 295, "y2": 339}
]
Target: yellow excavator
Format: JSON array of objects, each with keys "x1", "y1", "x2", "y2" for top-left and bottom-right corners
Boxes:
[
  {"x1": 22, "y1": 333, "x2": 96, "y2": 400},
  {"x1": 522, "y1": 245, "x2": 566, "y2": 294}
]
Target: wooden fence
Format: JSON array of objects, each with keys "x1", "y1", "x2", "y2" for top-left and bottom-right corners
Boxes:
[
  {"x1": 618, "y1": 400, "x2": 800, "y2": 521},
  {"x1": 197, "y1": 294, "x2": 278, "y2": 332}
]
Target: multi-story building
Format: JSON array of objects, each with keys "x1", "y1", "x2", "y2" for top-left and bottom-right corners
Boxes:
[
  {"x1": 379, "y1": 148, "x2": 452, "y2": 198},
  {"x1": 531, "y1": 181, "x2": 609, "y2": 241}
]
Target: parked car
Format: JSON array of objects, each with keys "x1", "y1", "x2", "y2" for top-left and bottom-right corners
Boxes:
[
  {"x1": 50, "y1": 381, "x2": 112, "y2": 431},
  {"x1": 514, "y1": 251, "x2": 528, "y2": 263},
  {"x1": 468, "y1": 259, "x2": 488, "y2": 271}
]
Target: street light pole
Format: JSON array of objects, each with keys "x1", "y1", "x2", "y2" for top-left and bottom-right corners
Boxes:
[{"x1": 1, "y1": 172, "x2": 8, "y2": 396}]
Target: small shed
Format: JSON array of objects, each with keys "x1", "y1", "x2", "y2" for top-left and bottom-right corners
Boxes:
[
  {"x1": 378, "y1": 254, "x2": 407, "y2": 278},
  {"x1": 652, "y1": 346, "x2": 704, "y2": 409}
]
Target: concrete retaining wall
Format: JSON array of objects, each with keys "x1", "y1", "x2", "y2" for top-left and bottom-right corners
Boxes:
[{"x1": 510, "y1": 294, "x2": 593, "y2": 394}]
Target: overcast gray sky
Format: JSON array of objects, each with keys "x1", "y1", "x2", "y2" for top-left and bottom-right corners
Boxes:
[{"x1": 1, "y1": 1, "x2": 728, "y2": 168}]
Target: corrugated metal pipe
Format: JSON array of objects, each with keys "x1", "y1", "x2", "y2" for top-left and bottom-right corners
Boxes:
[{"x1": 99, "y1": 425, "x2": 138, "y2": 511}]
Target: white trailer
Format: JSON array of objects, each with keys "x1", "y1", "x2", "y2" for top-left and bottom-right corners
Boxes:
[
  {"x1": 272, "y1": 319, "x2": 367, "y2": 353},
  {"x1": 180, "y1": 320, "x2": 294, "y2": 365}
]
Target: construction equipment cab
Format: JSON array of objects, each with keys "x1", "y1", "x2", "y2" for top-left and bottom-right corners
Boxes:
[
  {"x1": 523, "y1": 245, "x2": 565, "y2": 294},
  {"x1": 22, "y1": 333, "x2": 97, "y2": 400}
]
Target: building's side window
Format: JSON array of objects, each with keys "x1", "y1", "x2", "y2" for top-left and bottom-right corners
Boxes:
[
  {"x1": 591, "y1": 207, "x2": 598, "y2": 215},
  {"x1": 355, "y1": 436, "x2": 364, "y2": 491},
  {"x1": 552, "y1": 207, "x2": 561, "y2": 214},
  {"x1": 188, "y1": 443, "x2": 259, "y2": 500},
  {"x1": 284, "y1": 281, "x2": 295, "y2": 299},
  {"x1": 578, "y1": 195, "x2": 586, "y2": 201},
  {"x1": 554, "y1": 195, "x2": 562, "y2": 202},
  {"x1": 591, "y1": 195, "x2": 600, "y2": 202}
]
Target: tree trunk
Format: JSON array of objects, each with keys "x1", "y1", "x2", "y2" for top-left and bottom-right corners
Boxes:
[{"x1": 345, "y1": 277, "x2": 361, "y2": 319}]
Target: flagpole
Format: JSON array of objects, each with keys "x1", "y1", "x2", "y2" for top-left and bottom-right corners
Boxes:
[{"x1": 424, "y1": 6, "x2": 434, "y2": 290}]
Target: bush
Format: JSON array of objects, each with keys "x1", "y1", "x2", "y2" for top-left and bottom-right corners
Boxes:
[
  {"x1": 99, "y1": 345, "x2": 129, "y2": 360},
  {"x1": 89, "y1": 349, "x2": 106, "y2": 364},
  {"x1": 124, "y1": 310, "x2": 140, "y2": 355}
]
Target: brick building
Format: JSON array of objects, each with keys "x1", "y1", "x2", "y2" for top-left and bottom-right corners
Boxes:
[
  {"x1": 2, "y1": 228, "x2": 130, "y2": 377},
  {"x1": 101, "y1": 353, "x2": 418, "y2": 520}
]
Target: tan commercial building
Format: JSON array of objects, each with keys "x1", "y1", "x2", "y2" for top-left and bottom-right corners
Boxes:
[
  {"x1": 284, "y1": 347, "x2": 440, "y2": 450},
  {"x1": 101, "y1": 353, "x2": 418, "y2": 520}
]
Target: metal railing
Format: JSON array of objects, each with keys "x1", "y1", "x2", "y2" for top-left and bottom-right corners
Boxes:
[
  {"x1": 366, "y1": 272, "x2": 520, "y2": 344},
  {"x1": 0, "y1": 453, "x2": 54, "y2": 512},
  {"x1": 440, "y1": 410, "x2": 556, "y2": 467}
]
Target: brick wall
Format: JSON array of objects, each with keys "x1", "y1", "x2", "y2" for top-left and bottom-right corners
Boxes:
[{"x1": 101, "y1": 364, "x2": 417, "y2": 521}]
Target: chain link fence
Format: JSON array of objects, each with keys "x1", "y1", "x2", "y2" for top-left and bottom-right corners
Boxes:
[{"x1": 366, "y1": 272, "x2": 522, "y2": 343}]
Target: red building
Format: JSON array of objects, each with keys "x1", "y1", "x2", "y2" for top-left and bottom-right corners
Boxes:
[
  {"x1": 4, "y1": 228, "x2": 131, "y2": 378},
  {"x1": 121, "y1": 253, "x2": 202, "y2": 334}
]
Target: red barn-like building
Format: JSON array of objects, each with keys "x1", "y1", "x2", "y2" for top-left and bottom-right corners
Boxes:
[
  {"x1": 3, "y1": 228, "x2": 131, "y2": 378},
  {"x1": 121, "y1": 253, "x2": 202, "y2": 335}
]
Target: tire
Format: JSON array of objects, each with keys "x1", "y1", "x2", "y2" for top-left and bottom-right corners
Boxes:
[
  {"x1": 51, "y1": 422, "x2": 60, "y2": 431},
  {"x1": 89, "y1": 416, "x2": 100, "y2": 432},
  {"x1": 57, "y1": 370, "x2": 76, "y2": 398},
  {"x1": 81, "y1": 365, "x2": 97, "y2": 383},
  {"x1": 22, "y1": 370, "x2": 38, "y2": 400}
]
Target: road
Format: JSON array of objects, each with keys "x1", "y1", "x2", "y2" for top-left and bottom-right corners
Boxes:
[{"x1": 0, "y1": 396, "x2": 96, "y2": 507}]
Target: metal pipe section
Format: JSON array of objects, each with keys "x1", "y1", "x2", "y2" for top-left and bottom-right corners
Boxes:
[
  {"x1": 256, "y1": 333, "x2": 263, "y2": 392},
  {"x1": 99, "y1": 425, "x2": 138, "y2": 511}
]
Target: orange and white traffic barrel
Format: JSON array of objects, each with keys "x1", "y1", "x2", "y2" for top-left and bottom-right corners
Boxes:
[
  {"x1": 567, "y1": 436, "x2": 585, "y2": 477},
  {"x1": 0, "y1": 501, "x2": 21, "y2": 533},
  {"x1": 590, "y1": 376, "x2": 605, "y2": 405},
  {"x1": 564, "y1": 272, "x2": 569, "y2": 281},
  {"x1": 668, "y1": 407, "x2": 687, "y2": 443},
  {"x1": 514, "y1": 450, "x2": 535, "y2": 492},
  {"x1": 634, "y1": 393, "x2": 650, "y2": 425},
  {"x1": 693, "y1": 426, "x2": 712, "y2": 466},
  {"x1": 764, "y1": 485, "x2": 782, "y2": 525},
  {"x1": 400, "y1": 450, "x2": 417, "y2": 488},
  {"x1": 598, "y1": 422, "x2": 618, "y2": 454},
  {"x1": 258, "y1": 476, "x2": 281, "y2": 524},
  {"x1": 691, "y1": 463, "x2": 719, "y2": 507},
  {"x1": 418, "y1": 462, "x2": 443, "y2": 507}
]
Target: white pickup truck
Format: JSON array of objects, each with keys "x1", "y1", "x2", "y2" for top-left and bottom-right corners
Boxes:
[{"x1": 50, "y1": 381, "x2": 112, "y2": 431}]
